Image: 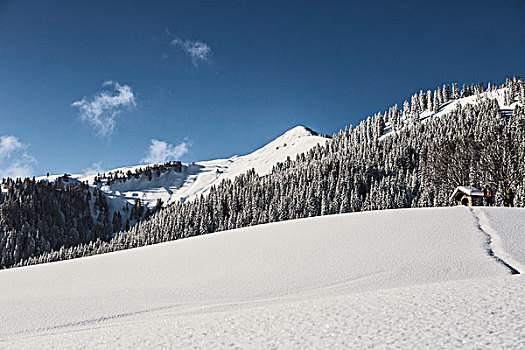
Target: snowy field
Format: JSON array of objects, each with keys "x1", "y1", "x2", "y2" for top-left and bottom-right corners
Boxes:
[{"x1": 0, "y1": 207, "x2": 524, "y2": 348}]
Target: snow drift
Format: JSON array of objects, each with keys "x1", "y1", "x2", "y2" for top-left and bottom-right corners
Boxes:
[{"x1": 1, "y1": 207, "x2": 524, "y2": 348}]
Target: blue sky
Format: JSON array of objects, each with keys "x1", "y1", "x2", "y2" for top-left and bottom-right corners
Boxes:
[{"x1": 0, "y1": 0, "x2": 524, "y2": 177}]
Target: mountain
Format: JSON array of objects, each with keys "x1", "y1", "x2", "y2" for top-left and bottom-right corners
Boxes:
[
  {"x1": 41, "y1": 125, "x2": 329, "y2": 210},
  {"x1": 1, "y1": 207, "x2": 524, "y2": 348}
]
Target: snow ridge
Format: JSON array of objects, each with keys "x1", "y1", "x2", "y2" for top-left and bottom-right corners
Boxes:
[
  {"x1": 471, "y1": 207, "x2": 524, "y2": 275},
  {"x1": 64, "y1": 125, "x2": 326, "y2": 209}
]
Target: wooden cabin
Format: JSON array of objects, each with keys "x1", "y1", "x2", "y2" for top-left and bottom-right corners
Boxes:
[{"x1": 450, "y1": 186, "x2": 484, "y2": 206}]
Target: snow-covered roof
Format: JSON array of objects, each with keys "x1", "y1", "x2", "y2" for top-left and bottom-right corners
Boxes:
[{"x1": 450, "y1": 186, "x2": 484, "y2": 201}]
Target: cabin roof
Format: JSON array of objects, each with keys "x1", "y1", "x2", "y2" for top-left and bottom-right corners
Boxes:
[{"x1": 450, "y1": 186, "x2": 484, "y2": 201}]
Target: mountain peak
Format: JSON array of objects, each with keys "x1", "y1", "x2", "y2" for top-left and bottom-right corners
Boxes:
[{"x1": 280, "y1": 125, "x2": 318, "y2": 138}]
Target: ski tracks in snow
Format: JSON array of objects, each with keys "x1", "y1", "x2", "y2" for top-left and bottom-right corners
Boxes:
[{"x1": 471, "y1": 207, "x2": 524, "y2": 275}]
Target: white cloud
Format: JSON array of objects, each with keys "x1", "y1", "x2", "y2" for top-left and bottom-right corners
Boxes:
[
  {"x1": 72, "y1": 81, "x2": 136, "y2": 137},
  {"x1": 83, "y1": 162, "x2": 104, "y2": 175},
  {"x1": 1, "y1": 163, "x2": 33, "y2": 179},
  {"x1": 170, "y1": 36, "x2": 211, "y2": 66},
  {"x1": 141, "y1": 139, "x2": 189, "y2": 164},
  {"x1": 0, "y1": 135, "x2": 36, "y2": 178},
  {"x1": 0, "y1": 135, "x2": 25, "y2": 159}
]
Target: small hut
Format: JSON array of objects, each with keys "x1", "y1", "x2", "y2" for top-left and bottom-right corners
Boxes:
[{"x1": 450, "y1": 186, "x2": 484, "y2": 206}]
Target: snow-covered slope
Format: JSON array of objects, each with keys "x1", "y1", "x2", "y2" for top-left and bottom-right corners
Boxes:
[
  {"x1": 427, "y1": 87, "x2": 521, "y2": 120},
  {"x1": 1, "y1": 207, "x2": 524, "y2": 348},
  {"x1": 381, "y1": 86, "x2": 522, "y2": 139},
  {"x1": 138, "y1": 125, "x2": 327, "y2": 204},
  {"x1": 42, "y1": 126, "x2": 328, "y2": 211}
]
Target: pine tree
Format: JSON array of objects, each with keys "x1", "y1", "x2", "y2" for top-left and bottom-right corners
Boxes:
[
  {"x1": 426, "y1": 90, "x2": 433, "y2": 112},
  {"x1": 452, "y1": 82, "x2": 459, "y2": 99}
]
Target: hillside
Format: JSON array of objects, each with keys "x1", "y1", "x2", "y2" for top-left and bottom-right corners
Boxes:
[
  {"x1": 1, "y1": 207, "x2": 524, "y2": 348},
  {"x1": 380, "y1": 84, "x2": 521, "y2": 139}
]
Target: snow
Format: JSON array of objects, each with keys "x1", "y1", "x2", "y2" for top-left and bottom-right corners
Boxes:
[
  {"x1": 1, "y1": 207, "x2": 524, "y2": 348},
  {"x1": 432, "y1": 88, "x2": 518, "y2": 119},
  {"x1": 473, "y1": 207, "x2": 525, "y2": 271},
  {"x1": 11, "y1": 275, "x2": 522, "y2": 349}
]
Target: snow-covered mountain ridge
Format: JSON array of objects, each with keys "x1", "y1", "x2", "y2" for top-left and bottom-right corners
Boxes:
[{"x1": 40, "y1": 125, "x2": 328, "y2": 217}]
